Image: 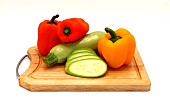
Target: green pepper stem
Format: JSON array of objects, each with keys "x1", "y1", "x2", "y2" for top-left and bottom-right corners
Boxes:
[
  {"x1": 105, "y1": 27, "x2": 121, "y2": 42},
  {"x1": 47, "y1": 14, "x2": 59, "y2": 25},
  {"x1": 63, "y1": 27, "x2": 71, "y2": 36}
]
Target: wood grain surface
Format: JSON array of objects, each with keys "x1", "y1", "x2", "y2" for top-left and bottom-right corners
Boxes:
[{"x1": 18, "y1": 46, "x2": 151, "y2": 91}]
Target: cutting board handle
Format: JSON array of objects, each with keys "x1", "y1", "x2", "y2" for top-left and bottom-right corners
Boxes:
[{"x1": 16, "y1": 55, "x2": 30, "y2": 79}]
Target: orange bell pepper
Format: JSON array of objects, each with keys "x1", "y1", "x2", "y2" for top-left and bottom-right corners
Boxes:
[{"x1": 98, "y1": 27, "x2": 136, "y2": 68}]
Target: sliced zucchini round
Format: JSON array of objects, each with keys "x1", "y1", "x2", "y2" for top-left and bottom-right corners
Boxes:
[
  {"x1": 67, "y1": 52, "x2": 97, "y2": 61},
  {"x1": 66, "y1": 59, "x2": 107, "y2": 78},
  {"x1": 66, "y1": 55, "x2": 101, "y2": 67}
]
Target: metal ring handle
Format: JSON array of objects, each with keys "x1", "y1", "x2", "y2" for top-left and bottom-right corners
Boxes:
[{"x1": 16, "y1": 55, "x2": 30, "y2": 79}]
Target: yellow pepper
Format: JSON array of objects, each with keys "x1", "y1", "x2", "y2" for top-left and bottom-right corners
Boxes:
[{"x1": 98, "y1": 27, "x2": 136, "y2": 68}]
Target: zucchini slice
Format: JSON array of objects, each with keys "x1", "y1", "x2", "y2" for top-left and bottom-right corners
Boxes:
[
  {"x1": 66, "y1": 59, "x2": 107, "y2": 78},
  {"x1": 67, "y1": 52, "x2": 97, "y2": 61}
]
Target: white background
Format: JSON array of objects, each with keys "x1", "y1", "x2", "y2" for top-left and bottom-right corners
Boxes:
[{"x1": 0, "y1": 0, "x2": 170, "y2": 104}]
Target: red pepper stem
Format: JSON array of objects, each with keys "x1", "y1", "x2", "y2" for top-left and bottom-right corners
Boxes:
[
  {"x1": 105, "y1": 27, "x2": 121, "y2": 43},
  {"x1": 47, "y1": 14, "x2": 59, "y2": 25},
  {"x1": 63, "y1": 27, "x2": 71, "y2": 36}
]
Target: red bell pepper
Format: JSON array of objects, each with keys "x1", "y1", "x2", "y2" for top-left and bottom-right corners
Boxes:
[
  {"x1": 37, "y1": 14, "x2": 62, "y2": 56},
  {"x1": 57, "y1": 18, "x2": 89, "y2": 43}
]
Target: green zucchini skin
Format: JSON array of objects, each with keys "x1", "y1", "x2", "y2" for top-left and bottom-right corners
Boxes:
[{"x1": 43, "y1": 31, "x2": 106, "y2": 66}]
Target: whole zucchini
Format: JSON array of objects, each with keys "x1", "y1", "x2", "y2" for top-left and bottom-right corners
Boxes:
[{"x1": 43, "y1": 31, "x2": 106, "y2": 66}]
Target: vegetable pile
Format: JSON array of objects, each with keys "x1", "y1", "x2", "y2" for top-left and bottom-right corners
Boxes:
[
  {"x1": 43, "y1": 31, "x2": 106, "y2": 66},
  {"x1": 37, "y1": 14, "x2": 136, "y2": 78}
]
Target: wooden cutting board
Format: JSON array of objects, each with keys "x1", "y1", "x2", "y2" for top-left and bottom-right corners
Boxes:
[{"x1": 18, "y1": 46, "x2": 151, "y2": 91}]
